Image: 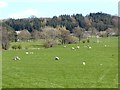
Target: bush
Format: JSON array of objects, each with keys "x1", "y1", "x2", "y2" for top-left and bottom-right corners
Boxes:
[
  {"x1": 82, "y1": 40, "x2": 86, "y2": 43},
  {"x1": 43, "y1": 39, "x2": 56, "y2": 48},
  {"x1": 18, "y1": 44, "x2": 22, "y2": 49},
  {"x1": 66, "y1": 35, "x2": 79, "y2": 44},
  {"x1": 87, "y1": 39, "x2": 90, "y2": 43},
  {"x1": 12, "y1": 45, "x2": 18, "y2": 50},
  {"x1": 12, "y1": 44, "x2": 22, "y2": 50}
]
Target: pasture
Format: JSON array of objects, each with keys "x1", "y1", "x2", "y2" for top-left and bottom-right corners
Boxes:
[{"x1": 2, "y1": 37, "x2": 118, "y2": 88}]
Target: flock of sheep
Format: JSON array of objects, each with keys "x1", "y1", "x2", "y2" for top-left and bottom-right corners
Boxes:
[
  {"x1": 55, "y1": 44, "x2": 109, "y2": 66},
  {"x1": 13, "y1": 43, "x2": 109, "y2": 66},
  {"x1": 13, "y1": 51, "x2": 34, "y2": 60}
]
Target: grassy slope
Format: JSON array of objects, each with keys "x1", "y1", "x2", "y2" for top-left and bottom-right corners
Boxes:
[{"x1": 2, "y1": 37, "x2": 118, "y2": 88}]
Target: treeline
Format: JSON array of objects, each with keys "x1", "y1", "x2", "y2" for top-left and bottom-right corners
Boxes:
[
  {"x1": 1, "y1": 12, "x2": 119, "y2": 50},
  {"x1": 3, "y1": 12, "x2": 118, "y2": 32}
]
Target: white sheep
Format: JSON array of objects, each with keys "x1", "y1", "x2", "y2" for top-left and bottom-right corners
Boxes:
[
  {"x1": 82, "y1": 61, "x2": 86, "y2": 65},
  {"x1": 104, "y1": 45, "x2": 107, "y2": 47},
  {"x1": 77, "y1": 46, "x2": 80, "y2": 49},
  {"x1": 13, "y1": 57, "x2": 17, "y2": 60},
  {"x1": 87, "y1": 45, "x2": 91, "y2": 49},
  {"x1": 71, "y1": 47, "x2": 75, "y2": 50},
  {"x1": 64, "y1": 46, "x2": 66, "y2": 48},
  {"x1": 55, "y1": 56, "x2": 59, "y2": 60},
  {"x1": 13, "y1": 56, "x2": 21, "y2": 60},
  {"x1": 88, "y1": 46, "x2": 91, "y2": 49},
  {"x1": 16, "y1": 56, "x2": 21, "y2": 60},
  {"x1": 26, "y1": 52, "x2": 29, "y2": 54}
]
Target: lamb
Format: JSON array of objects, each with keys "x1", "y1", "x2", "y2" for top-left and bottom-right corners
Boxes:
[
  {"x1": 77, "y1": 46, "x2": 80, "y2": 49},
  {"x1": 88, "y1": 46, "x2": 91, "y2": 49},
  {"x1": 64, "y1": 46, "x2": 66, "y2": 48},
  {"x1": 55, "y1": 56, "x2": 59, "y2": 60},
  {"x1": 16, "y1": 56, "x2": 21, "y2": 60},
  {"x1": 87, "y1": 45, "x2": 91, "y2": 49},
  {"x1": 104, "y1": 45, "x2": 107, "y2": 47},
  {"x1": 13, "y1": 56, "x2": 21, "y2": 60},
  {"x1": 82, "y1": 61, "x2": 86, "y2": 65},
  {"x1": 13, "y1": 57, "x2": 17, "y2": 60},
  {"x1": 71, "y1": 47, "x2": 75, "y2": 50},
  {"x1": 26, "y1": 52, "x2": 29, "y2": 54}
]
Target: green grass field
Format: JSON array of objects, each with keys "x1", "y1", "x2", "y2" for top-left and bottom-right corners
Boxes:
[{"x1": 2, "y1": 37, "x2": 118, "y2": 88}]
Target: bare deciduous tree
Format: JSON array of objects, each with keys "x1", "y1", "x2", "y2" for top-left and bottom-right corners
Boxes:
[
  {"x1": 31, "y1": 30, "x2": 41, "y2": 40},
  {"x1": 73, "y1": 26, "x2": 83, "y2": 42},
  {"x1": 41, "y1": 26, "x2": 61, "y2": 40},
  {"x1": 2, "y1": 27, "x2": 10, "y2": 50},
  {"x1": 57, "y1": 26, "x2": 70, "y2": 44},
  {"x1": 88, "y1": 27, "x2": 98, "y2": 37},
  {"x1": 17, "y1": 29, "x2": 31, "y2": 41}
]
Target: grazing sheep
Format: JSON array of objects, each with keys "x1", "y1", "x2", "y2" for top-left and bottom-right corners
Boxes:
[
  {"x1": 71, "y1": 47, "x2": 75, "y2": 50},
  {"x1": 16, "y1": 56, "x2": 21, "y2": 60},
  {"x1": 88, "y1": 46, "x2": 91, "y2": 49},
  {"x1": 64, "y1": 46, "x2": 66, "y2": 48},
  {"x1": 26, "y1": 52, "x2": 29, "y2": 54},
  {"x1": 55, "y1": 56, "x2": 59, "y2": 60},
  {"x1": 13, "y1": 57, "x2": 17, "y2": 60},
  {"x1": 77, "y1": 46, "x2": 80, "y2": 49},
  {"x1": 87, "y1": 45, "x2": 91, "y2": 49},
  {"x1": 13, "y1": 56, "x2": 21, "y2": 60},
  {"x1": 82, "y1": 61, "x2": 86, "y2": 65},
  {"x1": 104, "y1": 45, "x2": 107, "y2": 47}
]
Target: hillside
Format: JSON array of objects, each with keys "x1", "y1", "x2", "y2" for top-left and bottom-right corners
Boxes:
[{"x1": 2, "y1": 12, "x2": 118, "y2": 33}]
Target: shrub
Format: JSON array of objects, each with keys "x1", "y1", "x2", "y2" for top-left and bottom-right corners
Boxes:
[
  {"x1": 87, "y1": 39, "x2": 90, "y2": 43},
  {"x1": 43, "y1": 39, "x2": 56, "y2": 48},
  {"x1": 12, "y1": 45, "x2": 18, "y2": 50},
  {"x1": 66, "y1": 35, "x2": 79, "y2": 44},
  {"x1": 82, "y1": 40, "x2": 86, "y2": 43},
  {"x1": 18, "y1": 44, "x2": 22, "y2": 49}
]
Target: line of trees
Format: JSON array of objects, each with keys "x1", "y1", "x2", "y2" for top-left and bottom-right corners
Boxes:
[
  {"x1": 1, "y1": 12, "x2": 119, "y2": 50},
  {"x1": 3, "y1": 12, "x2": 119, "y2": 32}
]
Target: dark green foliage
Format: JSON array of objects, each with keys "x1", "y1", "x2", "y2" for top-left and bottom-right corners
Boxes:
[
  {"x1": 18, "y1": 44, "x2": 22, "y2": 49},
  {"x1": 82, "y1": 40, "x2": 86, "y2": 43},
  {"x1": 11, "y1": 45, "x2": 18, "y2": 50},
  {"x1": 87, "y1": 39, "x2": 90, "y2": 43},
  {"x1": 12, "y1": 44, "x2": 22, "y2": 50}
]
